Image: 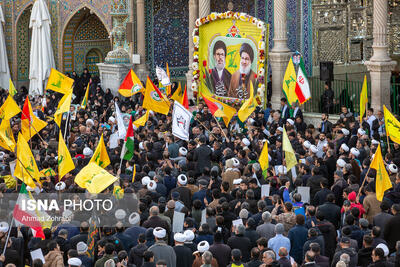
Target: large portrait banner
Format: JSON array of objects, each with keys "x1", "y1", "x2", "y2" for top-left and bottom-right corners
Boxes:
[{"x1": 192, "y1": 12, "x2": 269, "y2": 106}]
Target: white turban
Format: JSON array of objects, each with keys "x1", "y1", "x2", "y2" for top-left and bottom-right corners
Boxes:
[{"x1": 153, "y1": 227, "x2": 166, "y2": 238}]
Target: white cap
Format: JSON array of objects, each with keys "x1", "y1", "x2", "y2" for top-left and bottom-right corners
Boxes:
[
  {"x1": 115, "y1": 209, "x2": 126, "y2": 220},
  {"x1": 310, "y1": 145, "x2": 318, "y2": 153},
  {"x1": 233, "y1": 179, "x2": 242, "y2": 185},
  {"x1": 83, "y1": 147, "x2": 93, "y2": 157},
  {"x1": 153, "y1": 227, "x2": 166, "y2": 238},
  {"x1": 371, "y1": 139, "x2": 380, "y2": 145},
  {"x1": 174, "y1": 233, "x2": 186, "y2": 243},
  {"x1": 337, "y1": 159, "x2": 346, "y2": 168},
  {"x1": 242, "y1": 138, "x2": 250, "y2": 146},
  {"x1": 277, "y1": 127, "x2": 284, "y2": 132},
  {"x1": 340, "y1": 144, "x2": 349, "y2": 152},
  {"x1": 141, "y1": 176, "x2": 151, "y2": 186},
  {"x1": 376, "y1": 243, "x2": 389, "y2": 257},
  {"x1": 303, "y1": 140, "x2": 311, "y2": 149},
  {"x1": 350, "y1": 148, "x2": 360, "y2": 157},
  {"x1": 287, "y1": 119, "x2": 294, "y2": 125},
  {"x1": 0, "y1": 221, "x2": 9, "y2": 232},
  {"x1": 388, "y1": 164, "x2": 398, "y2": 173},
  {"x1": 55, "y1": 181, "x2": 66, "y2": 191},
  {"x1": 277, "y1": 165, "x2": 287, "y2": 174},
  {"x1": 68, "y1": 258, "x2": 82, "y2": 266},
  {"x1": 0, "y1": 151, "x2": 5, "y2": 160},
  {"x1": 197, "y1": 241, "x2": 210, "y2": 253},
  {"x1": 341, "y1": 128, "x2": 350, "y2": 136},
  {"x1": 76, "y1": 241, "x2": 88, "y2": 254},
  {"x1": 86, "y1": 119, "x2": 94, "y2": 126},
  {"x1": 357, "y1": 128, "x2": 366, "y2": 136},
  {"x1": 108, "y1": 116, "x2": 116, "y2": 123},
  {"x1": 232, "y1": 158, "x2": 240, "y2": 167},
  {"x1": 184, "y1": 230, "x2": 195, "y2": 241},
  {"x1": 179, "y1": 147, "x2": 188, "y2": 156},
  {"x1": 147, "y1": 180, "x2": 157, "y2": 191},
  {"x1": 139, "y1": 142, "x2": 144, "y2": 150},
  {"x1": 128, "y1": 212, "x2": 140, "y2": 225},
  {"x1": 177, "y1": 174, "x2": 187, "y2": 185}
]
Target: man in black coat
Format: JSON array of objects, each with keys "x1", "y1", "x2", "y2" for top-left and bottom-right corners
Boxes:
[
  {"x1": 310, "y1": 243, "x2": 329, "y2": 267},
  {"x1": 173, "y1": 233, "x2": 193, "y2": 267},
  {"x1": 373, "y1": 201, "x2": 393, "y2": 238},
  {"x1": 317, "y1": 193, "x2": 341, "y2": 229},
  {"x1": 318, "y1": 113, "x2": 333, "y2": 134},
  {"x1": 306, "y1": 167, "x2": 324, "y2": 200},
  {"x1": 193, "y1": 135, "x2": 212, "y2": 175},
  {"x1": 69, "y1": 221, "x2": 89, "y2": 252},
  {"x1": 312, "y1": 178, "x2": 333, "y2": 206},
  {"x1": 209, "y1": 232, "x2": 231, "y2": 267},
  {"x1": 169, "y1": 174, "x2": 192, "y2": 209},
  {"x1": 357, "y1": 235, "x2": 374, "y2": 267},
  {"x1": 383, "y1": 204, "x2": 400, "y2": 253},
  {"x1": 331, "y1": 237, "x2": 358, "y2": 267},
  {"x1": 227, "y1": 225, "x2": 252, "y2": 262},
  {"x1": 245, "y1": 247, "x2": 263, "y2": 267},
  {"x1": 142, "y1": 206, "x2": 171, "y2": 235}
]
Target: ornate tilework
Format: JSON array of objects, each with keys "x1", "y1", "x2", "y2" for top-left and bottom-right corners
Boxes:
[
  {"x1": 211, "y1": 0, "x2": 256, "y2": 16},
  {"x1": 49, "y1": 0, "x2": 58, "y2": 68},
  {"x1": 75, "y1": 15, "x2": 109, "y2": 41},
  {"x1": 3, "y1": 0, "x2": 13, "y2": 76},
  {"x1": 287, "y1": 0, "x2": 297, "y2": 52},
  {"x1": 302, "y1": 0, "x2": 312, "y2": 75},
  {"x1": 16, "y1": 6, "x2": 31, "y2": 81}
]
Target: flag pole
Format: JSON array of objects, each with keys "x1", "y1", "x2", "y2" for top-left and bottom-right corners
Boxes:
[
  {"x1": 193, "y1": 117, "x2": 217, "y2": 140},
  {"x1": 63, "y1": 111, "x2": 70, "y2": 143},
  {"x1": 386, "y1": 134, "x2": 391, "y2": 154},
  {"x1": 213, "y1": 115, "x2": 228, "y2": 140},
  {"x1": 2, "y1": 217, "x2": 14, "y2": 255},
  {"x1": 357, "y1": 166, "x2": 371, "y2": 198}
]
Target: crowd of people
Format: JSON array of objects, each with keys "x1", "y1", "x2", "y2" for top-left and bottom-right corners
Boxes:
[{"x1": 0, "y1": 70, "x2": 399, "y2": 267}]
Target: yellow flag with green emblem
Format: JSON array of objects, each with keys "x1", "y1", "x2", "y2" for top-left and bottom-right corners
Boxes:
[
  {"x1": 171, "y1": 83, "x2": 184, "y2": 103},
  {"x1": 238, "y1": 82, "x2": 256, "y2": 122},
  {"x1": 282, "y1": 57, "x2": 298, "y2": 107},
  {"x1": 9, "y1": 79, "x2": 17, "y2": 97},
  {"x1": 0, "y1": 95, "x2": 21, "y2": 120},
  {"x1": 383, "y1": 105, "x2": 400, "y2": 144},
  {"x1": 46, "y1": 68, "x2": 74, "y2": 95},
  {"x1": 75, "y1": 163, "x2": 118, "y2": 193},
  {"x1": 282, "y1": 127, "x2": 298, "y2": 170},
  {"x1": 89, "y1": 134, "x2": 110, "y2": 168},
  {"x1": 58, "y1": 131, "x2": 75, "y2": 179},
  {"x1": 0, "y1": 119, "x2": 16, "y2": 151},
  {"x1": 370, "y1": 143, "x2": 392, "y2": 201},
  {"x1": 81, "y1": 83, "x2": 90, "y2": 109},
  {"x1": 133, "y1": 110, "x2": 150, "y2": 128},
  {"x1": 259, "y1": 140, "x2": 269, "y2": 178},
  {"x1": 14, "y1": 133, "x2": 39, "y2": 189},
  {"x1": 54, "y1": 92, "x2": 72, "y2": 127},
  {"x1": 360, "y1": 75, "x2": 368, "y2": 124}
]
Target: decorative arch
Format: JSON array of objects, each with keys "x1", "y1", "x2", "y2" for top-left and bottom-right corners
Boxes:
[
  {"x1": 16, "y1": 4, "x2": 32, "y2": 81},
  {"x1": 86, "y1": 48, "x2": 103, "y2": 75}
]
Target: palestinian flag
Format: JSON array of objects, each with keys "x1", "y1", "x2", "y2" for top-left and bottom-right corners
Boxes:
[
  {"x1": 13, "y1": 184, "x2": 51, "y2": 239},
  {"x1": 121, "y1": 115, "x2": 134, "y2": 161}
]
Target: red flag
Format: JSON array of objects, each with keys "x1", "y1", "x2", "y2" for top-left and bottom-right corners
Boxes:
[
  {"x1": 125, "y1": 115, "x2": 134, "y2": 142},
  {"x1": 21, "y1": 96, "x2": 31, "y2": 121},
  {"x1": 182, "y1": 85, "x2": 189, "y2": 110}
]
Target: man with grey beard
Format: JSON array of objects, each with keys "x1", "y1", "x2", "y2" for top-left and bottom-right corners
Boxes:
[{"x1": 210, "y1": 40, "x2": 232, "y2": 96}]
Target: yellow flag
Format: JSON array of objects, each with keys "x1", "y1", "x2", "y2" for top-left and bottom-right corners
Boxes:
[
  {"x1": 282, "y1": 127, "x2": 297, "y2": 170},
  {"x1": 370, "y1": 143, "x2": 392, "y2": 201},
  {"x1": 46, "y1": 68, "x2": 74, "y2": 95},
  {"x1": 9, "y1": 79, "x2": 17, "y2": 97},
  {"x1": 14, "y1": 133, "x2": 39, "y2": 189},
  {"x1": 202, "y1": 94, "x2": 237, "y2": 127},
  {"x1": 0, "y1": 95, "x2": 21, "y2": 120},
  {"x1": 113, "y1": 185, "x2": 124, "y2": 200},
  {"x1": 81, "y1": 83, "x2": 90, "y2": 109},
  {"x1": 58, "y1": 131, "x2": 75, "y2": 179},
  {"x1": 39, "y1": 168, "x2": 56, "y2": 178},
  {"x1": 54, "y1": 92, "x2": 72, "y2": 127},
  {"x1": 166, "y1": 63, "x2": 171, "y2": 96},
  {"x1": 282, "y1": 58, "x2": 298, "y2": 106},
  {"x1": 360, "y1": 75, "x2": 368, "y2": 124},
  {"x1": 0, "y1": 119, "x2": 16, "y2": 151},
  {"x1": 132, "y1": 164, "x2": 136, "y2": 183},
  {"x1": 383, "y1": 105, "x2": 400, "y2": 144},
  {"x1": 142, "y1": 77, "x2": 170, "y2": 115},
  {"x1": 171, "y1": 83, "x2": 184, "y2": 104},
  {"x1": 75, "y1": 162, "x2": 118, "y2": 194},
  {"x1": 133, "y1": 110, "x2": 150, "y2": 128},
  {"x1": 2, "y1": 174, "x2": 16, "y2": 189},
  {"x1": 21, "y1": 97, "x2": 47, "y2": 141},
  {"x1": 89, "y1": 134, "x2": 110, "y2": 168},
  {"x1": 259, "y1": 141, "x2": 269, "y2": 178},
  {"x1": 238, "y1": 82, "x2": 256, "y2": 122}
]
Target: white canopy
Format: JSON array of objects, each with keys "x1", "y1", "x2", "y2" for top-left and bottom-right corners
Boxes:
[
  {"x1": 0, "y1": 5, "x2": 11, "y2": 90},
  {"x1": 29, "y1": 0, "x2": 55, "y2": 96}
]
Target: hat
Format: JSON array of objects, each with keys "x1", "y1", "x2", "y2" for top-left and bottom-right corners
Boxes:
[
  {"x1": 388, "y1": 164, "x2": 398, "y2": 173},
  {"x1": 167, "y1": 200, "x2": 175, "y2": 209},
  {"x1": 115, "y1": 209, "x2": 126, "y2": 220},
  {"x1": 172, "y1": 191, "x2": 180, "y2": 200},
  {"x1": 68, "y1": 258, "x2": 82, "y2": 266},
  {"x1": 86, "y1": 119, "x2": 94, "y2": 126},
  {"x1": 0, "y1": 152, "x2": 5, "y2": 160},
  {"x1": 76, "y1": 242, "x2": 88, "y2": 254},
  {"x1": 179, "y1": 147, "x2": 187, "y2": 156},
  {"x1": 108, "y1": 116, "x2": 116, "y2": 123},
  {"x1": 174, "y1": 233, "x2": 186, "y2": 243},
  {"x1": 141, "y1": 176, "x2": 151, "y2": 186},
  {"x1": 55, "y1": 181, "x2": 66, "y2": 191},
  {"x1": 277, "y1": 127, "x2": 284, "y2": 132},
  {"x1": 337, "y1": 159, "x2": 346, "y2": 168},
  {"x1": 371, "y1": 139, "x2": 380, "y2": 145},
  {"x1": 287, "y1": 118, "x2": 295, "y2": 125},
  {"x1": 376, "y1": 243, "x2": 389, "y2": 257},
  {"x1": 348, "y1": 191, "x2": 356, "y2": 202},
  {"x1": 197, "y1": 241, "x2": 210, "y2": 253},
  {"x1": 350, "y1": 148, "x2": 360, "y2": 157},
  {"x1": 232, "y1": 158, "x2": 240, "y2": 167},
  {"x1": 128, "y1": 212, "x2": 140, "y2": 225},
  {"x1": 0, "y1": 221, "x2": 9, "y2": 232},
  {"x1": 310, "y1": 145, "x2": 318, "y2": 153},
  {"x1": 153, "y1": 227, "x2": 166, "y2": 238},
  {"x1": 341, "y1": 128, "x2": 350, "y2": 136},
  {"x1": 340, "y1": 237, "x2": 350, "y2": 244},
  {"x1": 359, "y1": 218, "x2": 369, "y2": 228},
  {"x1": 340, "y1": 144, "x2": 349, "y2": 152},
  {"x1": 147, "y1": 180, "x2": 157, "y2": 191},
  {"x1": 199, "y1": 179, "x2": 208, "y2": 186},
  {"x1": 184, "y1": 230, "x2": 195, "y2": 241},
  {"x1": 357, "y1": 128, "x2": 366, "y2": 135},
  {"x1": 233, "y1": 179, "x2": 242, "y2": 185},
  {"x1": 139, "y1": 142, "x2": 145, "y2": 150},
  {"x1": 83, "y1": 147, "x2": 93, "y2": 157},
  {"x1": 242, "y1": 138, "x2": 250, "y2": 146},
  {"x1": 177, "y1": 174, "x2": 187, "y2": 185},
  {"x1": 303, "y1": 140, "x2": 311, "y2": 149}
]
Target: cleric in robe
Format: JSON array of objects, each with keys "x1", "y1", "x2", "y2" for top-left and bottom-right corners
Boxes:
[
  {"x1": 228, "y1": 42, "x2": 256, "y2": 99},
  {"x1": 210, "y1": 40, "x2": 232, "y2": 96}
]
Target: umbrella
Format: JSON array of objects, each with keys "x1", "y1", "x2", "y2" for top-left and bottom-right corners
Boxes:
[
  {"x1": 29, "y1": 0, "x2": 55, "y2": 96},
  {"x1": 0, "y1": 5, "x2": 11, "y2": 90}
]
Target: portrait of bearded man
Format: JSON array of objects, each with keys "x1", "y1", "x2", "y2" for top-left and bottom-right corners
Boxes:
[{"x1": 210, "y1": 40, "x2": 232, "y2": 96}]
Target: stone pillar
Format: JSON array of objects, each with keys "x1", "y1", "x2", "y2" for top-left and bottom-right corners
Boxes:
[
  {"x1": 186, "y1": 0, "x2": 198, "y2": 100},
  {"x1": 136, "y1": 0, "x2": 149, "y2": 81},
  {"x1": 269, "y1": 0, "x2": 291, "y2": 109},
  {"x1": 365, "y1": 0, "x2": 396, "y2": 112},
  {"x1": 198, "y1": 0, "x2": 210, "y2": 18}
]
